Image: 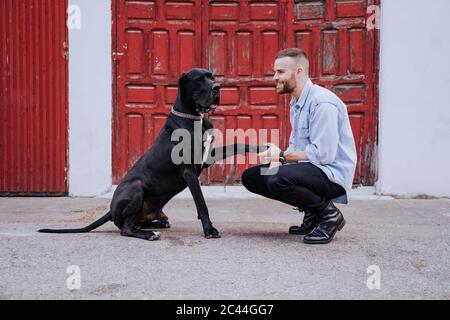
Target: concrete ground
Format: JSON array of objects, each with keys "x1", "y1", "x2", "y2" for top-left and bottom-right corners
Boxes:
[{"x1": 0, "y1": 191, "x2": 449, "y2": 300}]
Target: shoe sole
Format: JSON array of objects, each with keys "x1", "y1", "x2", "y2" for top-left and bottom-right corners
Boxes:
[
  {"x1": 289, "y1": 228, "x2": 315, "y2": 236},
  {"x1": 303, "y1": 219, "x2": 346, "y2": 244}
]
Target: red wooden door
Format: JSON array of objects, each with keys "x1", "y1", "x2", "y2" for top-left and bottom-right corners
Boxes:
[
  {"x1": 113, "y1": 0, "x2": 379, "y2": 186},
  {"x1": 0, "y1": 0, "x2": 68, "y2": 195},
  {"x1": 112, "y1": 0, "x2": 202, "y2": 183},
  {"x1": 287, "y1": 0, "x2": 379, "y2": 184},
  {"x1": 202, "y1": 0, "x2": 288, "y2": 184}
]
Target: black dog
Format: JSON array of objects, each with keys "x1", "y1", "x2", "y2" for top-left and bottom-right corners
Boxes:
[{"x1": 39, "y1": 68, "x2": 266, "y2": 240}]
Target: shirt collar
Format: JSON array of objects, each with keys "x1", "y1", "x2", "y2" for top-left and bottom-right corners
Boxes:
[{"x1": 290, "y1": 79, "x2": 313, "y2": 110}]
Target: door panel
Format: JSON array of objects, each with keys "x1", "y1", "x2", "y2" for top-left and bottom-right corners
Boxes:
[
  {"x1": 113, "y1": 0, "x2": 202, "y2": 183},
  {"x1": 0, "y1": 0, "x2": 68, "y2": 195},
  {"x1": 202, "y1": 0, "x2": 288, "y2": 184},
  {"x1": 288, "y1": 0, "x2": 378, "y2": 184}
]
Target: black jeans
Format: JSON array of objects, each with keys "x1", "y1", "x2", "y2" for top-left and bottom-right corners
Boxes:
[{"x1": 242, "y1": 163, "x2": 346, "y2": 214}]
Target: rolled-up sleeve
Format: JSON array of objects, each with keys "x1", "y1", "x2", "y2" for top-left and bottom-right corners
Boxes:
[{"x1": 305, "y1": 103, "x2": 339, "y2": 165}]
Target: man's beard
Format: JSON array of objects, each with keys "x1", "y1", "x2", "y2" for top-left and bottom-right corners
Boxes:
[
  {"x1": 276, "y1": 77, "x2": 296, "y2": 94},
  {"x1": 277, "y1": 83, "x2": 294, "y2": 94}
]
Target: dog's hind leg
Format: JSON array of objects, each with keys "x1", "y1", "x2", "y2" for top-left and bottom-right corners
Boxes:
[
  {"x1": 118, "y1": 185, "x2": 160, "y2": 241},
  {"x1": 139, "y1": 199, "x2": 171, "y2": 229}
]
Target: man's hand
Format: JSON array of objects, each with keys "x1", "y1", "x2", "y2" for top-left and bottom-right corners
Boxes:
[
  {"x1": 258, "y1": 144, "x2": 311, "y2": 165},
  {"x1": 258, "y1": 143, "x2": 281, "y2": 164}
]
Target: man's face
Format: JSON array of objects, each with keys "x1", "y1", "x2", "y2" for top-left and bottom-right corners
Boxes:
[{"x1": 273, "y1": 57, "x2": 299, "y2": 94}]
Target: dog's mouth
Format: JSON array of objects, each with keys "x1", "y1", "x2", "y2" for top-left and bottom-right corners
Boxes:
[
  {"x1": 208, "y1": 95, "x2": 220, "y2": 113},
  {"x1": 197, "y1": 94, "x2": 220, "y2": 114},
  {"x1": 198, "y1": 104, "x2": 217, "y2": 114}
]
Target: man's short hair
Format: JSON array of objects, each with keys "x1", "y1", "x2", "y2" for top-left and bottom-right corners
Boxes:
[
  {"x1": 275, "y1": 48, "x2": 309, "y2": 73},
  {"x1": 276, "y1": 48, "x2": 308, "y2": 61}
]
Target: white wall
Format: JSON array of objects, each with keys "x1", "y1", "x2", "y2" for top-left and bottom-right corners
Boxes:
[
  {"x1": 68, "y1": 0, "x2": 112, "y2": 196},
  {"x1": 378, "y1": 0, "x2": 450, "y2": 197}
]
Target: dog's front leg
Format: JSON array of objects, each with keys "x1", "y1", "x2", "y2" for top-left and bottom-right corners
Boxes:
[
  {"x1": 202, "y1": 144, "x2": 268, "y2": 168},
  {"x1": 182, "y1": 166, "x2": 220, "y2": 239}
]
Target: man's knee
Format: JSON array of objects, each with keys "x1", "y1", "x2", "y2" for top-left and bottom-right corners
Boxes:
[
  {"x1": 266, "y1": 174, "x2": 289, "y2": 193},
  {"x1": 242, "y1": 166, "x2": 263, "y2": 191},
  {"x1": 242, "y1": 168, "x2": 254, "y2": 189}
]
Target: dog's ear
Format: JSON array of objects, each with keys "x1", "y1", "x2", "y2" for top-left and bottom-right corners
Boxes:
[
  {"x1": 178, "y1": 72, "x2": 188, "y2": 87},
  {"x1": 178, "y1": 72, "x2": 189, "y2": 103}
]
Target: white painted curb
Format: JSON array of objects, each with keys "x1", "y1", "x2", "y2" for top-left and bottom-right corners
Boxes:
[{"x1": 97, "y1": 186, "x2": 393, "y2": 200}]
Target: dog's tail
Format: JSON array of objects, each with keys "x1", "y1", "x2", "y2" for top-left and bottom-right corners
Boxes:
[{"x1": 38, "y1": 211, "x2": 112, "y2": 234}]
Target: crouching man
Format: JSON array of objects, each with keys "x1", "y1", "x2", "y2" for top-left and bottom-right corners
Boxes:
[{"x1": 242, "y1": 48, "x2": 357, "y2": 244}]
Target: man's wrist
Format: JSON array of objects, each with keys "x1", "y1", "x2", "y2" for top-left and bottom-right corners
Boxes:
[
  {"x1": 279, "y1": 150, "x2": 286, "y2": 164},
  {"x1": 284, "y1": 151, "x2": 309, "y2": 162}
]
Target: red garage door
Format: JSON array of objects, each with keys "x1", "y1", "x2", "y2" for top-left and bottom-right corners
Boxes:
[
  {"x1": 0, "y1": 0, "x2": 68, "y2": 195},
  {"x1": 113, "y1": 0, "x2": 379, "y2": 186}
]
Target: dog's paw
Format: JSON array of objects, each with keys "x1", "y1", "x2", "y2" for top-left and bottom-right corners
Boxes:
[
  {"x1": 248, "y1": 145, "x2": 270, "y2": 153},
  {"x1": 204, "y1": 227, "x2": 221, "y2": 239},
  {"x1": 140, "y1": 219, "x2": 171, "y2": 229},
  {"x1": 257, "y1": 145, "x2": 270, "y2": 153},
  {"x1": 146, "y1": 231, "x2": 161, "y2": 241}
]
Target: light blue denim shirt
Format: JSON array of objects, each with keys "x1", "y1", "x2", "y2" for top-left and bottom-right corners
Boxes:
[{"x1": 286, "y1": 79, "x2": 357, "y2": 204}]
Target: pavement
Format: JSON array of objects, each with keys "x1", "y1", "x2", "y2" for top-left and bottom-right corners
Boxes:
[{"x1": 0, "y1": 188, "x2": 449, "y2": 300}]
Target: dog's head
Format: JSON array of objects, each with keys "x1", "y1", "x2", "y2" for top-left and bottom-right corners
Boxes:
[{"x1": 178, "y1": 68, "x2": 221, "y2": 114}]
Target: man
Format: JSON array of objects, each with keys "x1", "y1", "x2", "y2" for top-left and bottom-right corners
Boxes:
[{"x1": 242, "y1": 48, "x2": 357, "y2": 244}]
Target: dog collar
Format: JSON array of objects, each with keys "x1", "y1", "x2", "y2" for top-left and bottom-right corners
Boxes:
[{"x1": 171, "y1": 107, "x2": 203, "y2": 121}]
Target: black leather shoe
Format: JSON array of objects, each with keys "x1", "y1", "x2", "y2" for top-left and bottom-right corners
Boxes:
[
  {"x1": 289, "y1": 210, "x2": 318, "y2": 235},
  {"x1": 303, "y1": 202, "x2": 346, "y2": 244}
]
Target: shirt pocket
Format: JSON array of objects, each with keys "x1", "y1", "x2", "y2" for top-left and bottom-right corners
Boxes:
[{"x1": 298, "y1": 109, "x2": 310, "y2": 139}]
